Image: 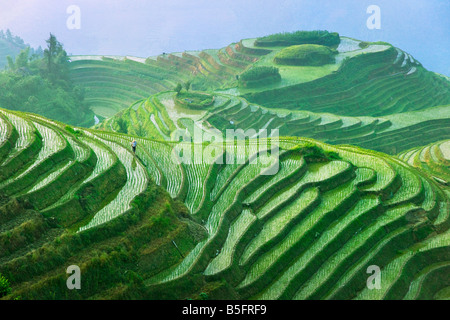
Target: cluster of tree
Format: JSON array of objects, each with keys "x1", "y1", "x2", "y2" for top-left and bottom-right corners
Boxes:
[
  {"x1": 0, "y1": 29, "x2": 25, "y2": 46},
  {"x1": 273, "y1": 44, "x2": 337, "y2": 66},
  {"x1": 239, "y1": 66, "x2": 280, "y2": 81},
  {"x1": 0, "y1": 34, "x2": 93, "y2": 126},
  {"x1": 238, "y1": 66, "x2": 281, "y2": 88},
  {"x1": 255, "y1": 30, "x2": 340, "y2": 48},
  {"x1": 174, "y1": 80, "x2": 192, "y2": 95},
  {"x1": 291, "y1": 142, "x2": 341, "y2": 163}
]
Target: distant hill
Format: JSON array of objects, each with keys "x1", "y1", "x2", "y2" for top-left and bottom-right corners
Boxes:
[
  {"x1": 68, "y1": 34, "x2": 450, "y2": 124},
  {"x1": 0, "y1": 30, "x2": 42, "y2": 69}
]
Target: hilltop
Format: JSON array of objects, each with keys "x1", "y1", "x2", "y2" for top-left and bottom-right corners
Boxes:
[{"x1": 68, "y1": 33, "x2": 450, "y2": 124}]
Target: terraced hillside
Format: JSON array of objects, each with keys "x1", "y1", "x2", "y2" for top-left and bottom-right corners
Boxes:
[
  {"x1": 0, "y1": 108, "x2": 206, "y2": 299},
  {"x1": 86, "y1": 33, "x2": 449, "y2": 161},
  {"x1": 0, "y1": 108, "x2": 449, "y2": 300},
  {"x1": 242, "y1": 42, "x2": 450, "y2": 116},
  {"x1": 68, "y1": 40, "x2": 261, "y2": 119},
  {"x1": 70, "y1": 35, "x2": 450, "y2": 124},
  {"x1": 99, "y1": 91, "x2": 450, "y2": 155},
  {"x1": 205, "y1": 96, "x2": 450, "y2": 154},
  {"x1": 96, "y1": 91, "x2": 229, "y2": 141},
  {"x1": 398, "y1": 140, "x2": 450, "y2": 188}
]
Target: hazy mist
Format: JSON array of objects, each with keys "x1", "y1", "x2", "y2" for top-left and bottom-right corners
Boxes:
[{"x1": 1, "y1": 0, "x2": 448, "y2": 75}]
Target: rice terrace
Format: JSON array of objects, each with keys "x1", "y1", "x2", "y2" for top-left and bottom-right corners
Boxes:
[{"x1": 0, "y1": 4, "x2": 449, "y2": 302}]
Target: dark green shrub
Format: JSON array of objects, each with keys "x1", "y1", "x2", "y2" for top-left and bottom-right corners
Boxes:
[
  {"x1": 292, "y1": 142, "x2": 341, "y2": 162},
  {"x1": 359, "y1": 41, "x2": 370, "y2": 49},
  {"x1": 174, "y1": 83, "x2": 182, "y2": 95},
  {"x1": 274, "y1": 44, "x2": 337, "y2": 66},
  {"x1": 65, "y1": 125, "x2": 82, "y2": 137},
  {"x1": 0, "y1": 273, "x2": 12, "y2": 297},
  {"x1": 151, "y1": 213, "x2": 171, "y2": 231},
  {"x1": 184, "y1": 80, "x2": 192, "y2": 92},
  {"x1": 239, "y1": 66, "x2": 281, "y2": 88},
  {"x1": 116, "y1": 118, "x2": 128, "y2": 134},
  {"x1": 240, "y1": 66, "x2": 280, "y2": 81},
  {"x1": 175, "y1": 92, "x2": 214, "y2": 110}
]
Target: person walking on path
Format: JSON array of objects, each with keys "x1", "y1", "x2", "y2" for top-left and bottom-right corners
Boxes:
[{"x1": 131, "y1": 140, "x2": 137, "y2": 154}]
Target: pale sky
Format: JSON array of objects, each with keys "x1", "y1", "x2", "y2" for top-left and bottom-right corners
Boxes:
[{"x1": 0, "y1": 0, "x2": 449, "y2": 75}]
